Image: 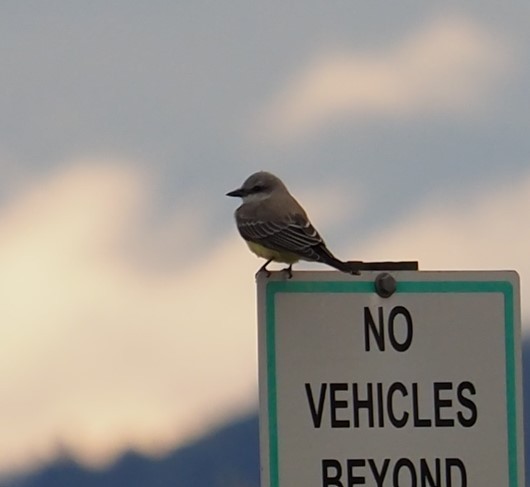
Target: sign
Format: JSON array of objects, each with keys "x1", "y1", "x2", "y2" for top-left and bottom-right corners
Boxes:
[{"x1": 257, "y1": 271, "x2": 524, "y2": 487}]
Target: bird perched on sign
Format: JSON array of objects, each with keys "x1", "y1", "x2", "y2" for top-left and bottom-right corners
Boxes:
[{"x1": 226, "y1": 171, "x2": 362, "y2": 277}]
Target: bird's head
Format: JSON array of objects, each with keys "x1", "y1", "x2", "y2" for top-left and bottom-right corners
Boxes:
[{"x1": 226, "y1": 171, "x2": 285, "y2": 202}]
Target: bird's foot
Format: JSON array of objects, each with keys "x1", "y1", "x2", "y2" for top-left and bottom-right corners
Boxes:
[
  {"x1": 255, "y1": 268, "x2": 271, "y2": 278},
  {"x1": 282, "y1": 265, "x2": 293, "y2": 279},
  {"x1": 256, "y1": 260, "x2": 272, "y2": 278}
]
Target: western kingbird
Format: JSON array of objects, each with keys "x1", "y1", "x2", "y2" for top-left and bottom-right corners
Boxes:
[{"x1": 226, "y1": 171, "x2": 361, "y2": 277}]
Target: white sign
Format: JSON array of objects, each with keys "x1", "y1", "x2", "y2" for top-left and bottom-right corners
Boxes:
[{"x1": 257, "y1": 271, "x2": 524, "y2": 487}]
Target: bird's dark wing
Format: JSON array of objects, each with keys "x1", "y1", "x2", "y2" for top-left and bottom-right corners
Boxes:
[{"x1": 236, "y1": 213, "x2": 333, "y2": 262}]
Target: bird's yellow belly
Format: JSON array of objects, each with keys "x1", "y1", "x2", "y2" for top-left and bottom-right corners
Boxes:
[{"x1": 246, "y1": 241, "x2": 300, "y2": 264}]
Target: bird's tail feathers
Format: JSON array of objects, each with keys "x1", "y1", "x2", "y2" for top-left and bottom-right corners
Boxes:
[
  {"x1": 326, "y1": 257, "x2": 363, "y2": 275},
  {"x1": 314, "y1": 245, "x2": 362, "y2": 275}
]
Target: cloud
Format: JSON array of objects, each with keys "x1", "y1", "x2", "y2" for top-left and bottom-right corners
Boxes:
[
  {"x1": 0, "y1": 161, "x2": 259, "y2": 473},
  {"x1": 257, "y1": 16, "x2": 513, "y2": 141},
  {"x1": 1, "y1": 160, "x2": 528, "y2": 476},
  {"x1": 355, "y1": 172, "x2": 530, "y2": 328},
  {"x1": 294, "y1": 182, "x2": 366, "y2": 231}
]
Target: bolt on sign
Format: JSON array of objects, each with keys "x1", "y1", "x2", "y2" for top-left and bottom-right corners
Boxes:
[{"x1": 257, "y1": 271, "x2": 524, "y2": 487}]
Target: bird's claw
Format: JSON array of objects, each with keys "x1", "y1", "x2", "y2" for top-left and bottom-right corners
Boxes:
[
  {"x1": 255, "y1": 269, "x2": 271, "y2": 279},
  {"x1": 282, "y1": 265, "x2": 293, "y2": 279},
  {"x1": 256, "y1": 259, "x2": 273, "y2": 278}
]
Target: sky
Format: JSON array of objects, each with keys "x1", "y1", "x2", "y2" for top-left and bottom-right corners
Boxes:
[{"x1": 0, "y1": 1, "x2": 529, "y2": 477}]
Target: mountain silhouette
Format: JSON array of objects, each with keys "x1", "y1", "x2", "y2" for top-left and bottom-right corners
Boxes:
[
  {"x1": 5, "y1": 339, "x2": 530, "y2": 487},
  {"x1": 6, "y1": 415, "x2": 259, "y2": 487}
]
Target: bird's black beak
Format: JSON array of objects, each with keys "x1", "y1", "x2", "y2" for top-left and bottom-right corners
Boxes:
[{"x1": 226, "y1": 188, "x2": 245, "y2": 197}]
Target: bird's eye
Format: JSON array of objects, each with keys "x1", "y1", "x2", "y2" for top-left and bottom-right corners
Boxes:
[{"x1": 252, "y1": 184, "x2": 264, "y2": 192}]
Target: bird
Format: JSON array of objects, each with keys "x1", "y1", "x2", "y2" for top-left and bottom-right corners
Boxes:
[{"x1": 226, "y1": 171, "x2": 361, "y2": 277}]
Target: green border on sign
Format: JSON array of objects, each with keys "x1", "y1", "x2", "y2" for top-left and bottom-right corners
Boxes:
[{"x1": 265, "y1": 280, "x2": 518, "y2": 487}]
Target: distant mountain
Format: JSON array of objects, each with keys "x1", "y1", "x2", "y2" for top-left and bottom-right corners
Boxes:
[
  {"x1": 5, "y1": 415, "x2": 259, "y2": 487},
  {"x1": 5, "y1": 339, "x2": 530, "y2": 487}
]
